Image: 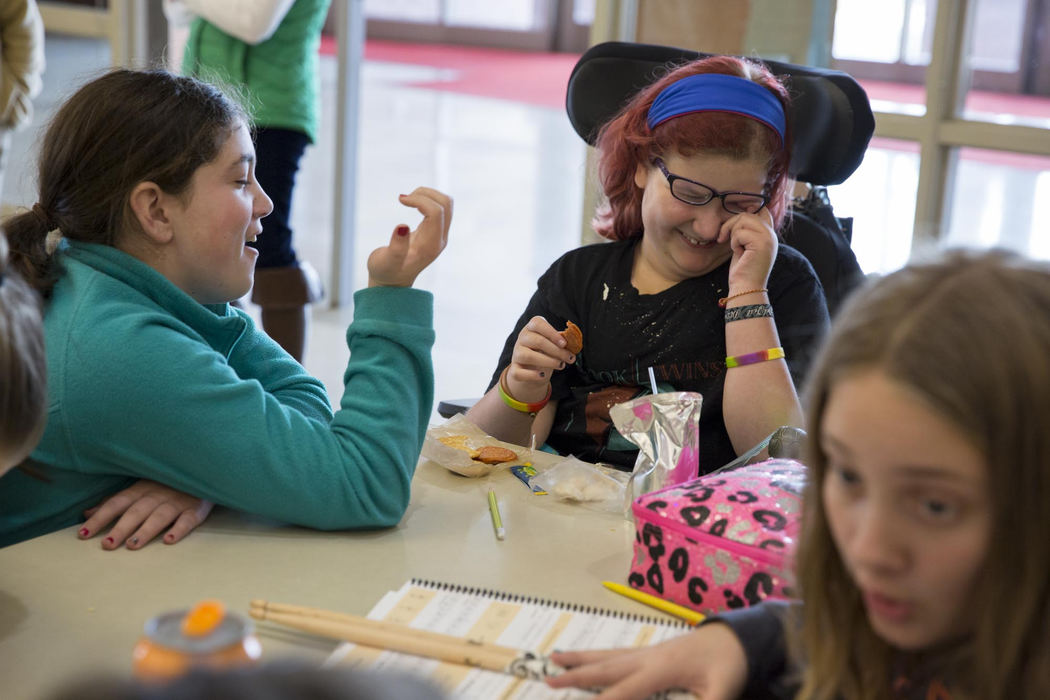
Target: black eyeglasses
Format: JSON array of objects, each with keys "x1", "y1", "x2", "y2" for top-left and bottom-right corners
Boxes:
[{"x1": 653, "y1": 158, "x2": 768, "y2": 215}]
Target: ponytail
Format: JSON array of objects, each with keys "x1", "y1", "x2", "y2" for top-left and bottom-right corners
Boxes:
[{"x1": 4, "y1": 204, "x2": 58, "y2": 297}]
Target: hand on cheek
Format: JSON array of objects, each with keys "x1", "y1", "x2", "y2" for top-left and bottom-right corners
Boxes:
[{"x1": 722, "y1": 208, "x2": 777, "y2": 290}]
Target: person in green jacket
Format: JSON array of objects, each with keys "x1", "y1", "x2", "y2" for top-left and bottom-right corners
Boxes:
[
  {"x1": 0, "y1": 68, "x2": 452, "y2": 548},
  {"x1": 177, "y1": 0, "x2": 332, "y2": 362}
]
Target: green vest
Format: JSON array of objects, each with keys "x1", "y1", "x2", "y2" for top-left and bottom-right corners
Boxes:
[{"x1": 181, "y1": 0, "x2": 331, "y2": 143}]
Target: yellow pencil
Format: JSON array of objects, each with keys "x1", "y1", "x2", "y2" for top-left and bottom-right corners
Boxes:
[
  {"x1": 487, "y1": 489, "x2": 505, "y2": 540},
  {"x1": 602, "y1": 581, "x2": 705, "y2": 625}
]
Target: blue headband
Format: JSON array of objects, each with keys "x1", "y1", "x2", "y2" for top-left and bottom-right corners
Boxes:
[{"x1": 646, "y1": 73, "x2": 786, "y2": 144}]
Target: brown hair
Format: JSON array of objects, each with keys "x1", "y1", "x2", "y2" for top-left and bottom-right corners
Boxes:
[
  {"x1": 0, "y1": 232, "x2": 46, "y2": 470},
  {"x1": 592, "y1": 55, "x2": 791, "y2": 241},
  {"x1": 795, "y1": 249, "x2": 1050, "y2": 699},
  {"x1": 4, "y1": 68, "x2": 247, "y2": 297}
]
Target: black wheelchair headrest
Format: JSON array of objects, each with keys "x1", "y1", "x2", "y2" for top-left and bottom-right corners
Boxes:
[{"x1": 566, "y1": 41, "x2": 875, "y2": 186}]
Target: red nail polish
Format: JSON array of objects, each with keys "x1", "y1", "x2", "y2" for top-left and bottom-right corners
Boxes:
[
  {"x1": 79, "y1": 528, "x2": 90, "y2": 538},
  {"x1": 164, "y1": 533, "x2": 175, "y2": 543},
  {"x1": 396, "y1": 225, "x2": 409, "y2": 236},
  {"x1": 104, "y1": 537, "x2": 114, "y2": 545}
]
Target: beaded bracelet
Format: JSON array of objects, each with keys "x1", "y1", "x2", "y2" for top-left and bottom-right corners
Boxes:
[
  {"x1": 718, "y1": 288, "x2": 768, "y2": 309},
  {"x1": 498, "y1": 367, "x2": 551, "y2": 416},
  {"x1": 725, "y1": 347, "x2": 785, "y2": 368},
  {"x1": 724, "y1": 303, "x2": 774, "y2": 323}
]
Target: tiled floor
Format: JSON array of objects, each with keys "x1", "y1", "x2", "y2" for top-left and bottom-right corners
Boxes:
[
  {"x1": 298, "y1": 51, "x2": 586, "y2": 418},
  {"x1": 7, "y1": 34, "x2": 1049, "y2": 422}
]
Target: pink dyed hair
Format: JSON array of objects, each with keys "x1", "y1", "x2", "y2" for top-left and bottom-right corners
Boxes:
[{"x1": 592, "y1": 55, "x2": 791, "y2": 241}]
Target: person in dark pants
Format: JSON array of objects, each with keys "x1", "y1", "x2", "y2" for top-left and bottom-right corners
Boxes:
[
  {"x1": 177, "y1": 0, "x2": 331, "y2": 362},
  {"x1": 249, "y1": 124, "x2": 320, "y2": 360}
]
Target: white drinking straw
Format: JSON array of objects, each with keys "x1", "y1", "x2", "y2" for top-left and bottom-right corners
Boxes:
[{"x1": 648, "y1": 366, "x2": 659, "y2": 396}]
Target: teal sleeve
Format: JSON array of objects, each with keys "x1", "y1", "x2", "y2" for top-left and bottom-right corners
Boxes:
[
  {"x1": 339, "y1": 287, "x2": 436, "y2": 482},
  {"x1": 224, "y1": 308, "x2": 333, "y2": 422},
  {"x1": 63, "y1": 287, "x2": 434, "y2": 530}
]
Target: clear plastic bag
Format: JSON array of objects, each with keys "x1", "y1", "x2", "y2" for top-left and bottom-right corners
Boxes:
[
  {"x1": 420, "y1": 414, "x2": 524, "y2": 477},
  {"x1": 529, "y1": 457, "x2": 628, "y2": 513}
]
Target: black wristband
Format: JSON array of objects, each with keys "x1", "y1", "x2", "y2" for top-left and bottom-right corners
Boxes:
[{"x1": 724, "y1": 303, "x2": 774, "y2": 323}]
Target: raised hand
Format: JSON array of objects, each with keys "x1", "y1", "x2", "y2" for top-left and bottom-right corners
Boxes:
[
  {"x1": 367, "y1": 187, "x2": 453, "y2": 288},
  {"x1": 503, "y1": 316, "x2": 577, "y2": 404},
  {"x1": 718, "y1": 207, "x2": 778, "y2": 294},
  {"x1": 546, "y1": 623, "x2": 748, "y2": 700},
  {"x1": 79, "y1": 479, "x2": 214, "y2": 550}
]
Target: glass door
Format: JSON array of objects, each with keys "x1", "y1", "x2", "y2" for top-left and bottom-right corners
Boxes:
[
  {"x1": 364, "y1": 0, "x2": 592, "y2": 52},
  {"x1": 832, "y1": 0, "x2": 1045, "y2": 105},
  {"x1": 827, "y1": 0, "x2": 1050, "y2": 273}
]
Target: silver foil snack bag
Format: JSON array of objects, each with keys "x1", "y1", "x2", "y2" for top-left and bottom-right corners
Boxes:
[{"x1": 609, "y1": 391, "x2": 703, "y2": 515}]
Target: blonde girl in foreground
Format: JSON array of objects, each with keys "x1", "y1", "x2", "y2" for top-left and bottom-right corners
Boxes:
[{"x1": 550, "y1": 249, "x2": 1050, "y2": 699}]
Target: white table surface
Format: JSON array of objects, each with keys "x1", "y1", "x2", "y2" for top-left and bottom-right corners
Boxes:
[{"x1": 0, "y1": 455, "x2": 656, "y2": 700}]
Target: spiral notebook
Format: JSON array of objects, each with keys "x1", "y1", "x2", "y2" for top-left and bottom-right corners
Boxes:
[{"x1": 326, "y1": 578, "x2": 690, "y2": 698}]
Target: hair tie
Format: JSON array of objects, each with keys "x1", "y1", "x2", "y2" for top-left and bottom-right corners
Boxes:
[
  {"x1": 647, "y1": 73, "x2": 786, "y2": 145},
  {"x1": 30, "y1": 203, "x2": 55, "y2": 231}
]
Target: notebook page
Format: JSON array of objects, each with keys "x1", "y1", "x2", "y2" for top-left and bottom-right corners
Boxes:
[{"x1": 326, "y1": 579, "x2": 689, "y2": 699}]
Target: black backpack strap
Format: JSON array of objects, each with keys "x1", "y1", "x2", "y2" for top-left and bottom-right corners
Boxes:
[{"x1": 782, "y1": 187, "x2": 865, "y2": 317}]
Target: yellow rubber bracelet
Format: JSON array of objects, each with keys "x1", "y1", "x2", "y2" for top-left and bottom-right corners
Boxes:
[
  {"x1": 725, "y1": 347, "x2": 785, "y2": 368},
  {"x1": 498, "y1": 367, "x2": 551, "y2": 416}
]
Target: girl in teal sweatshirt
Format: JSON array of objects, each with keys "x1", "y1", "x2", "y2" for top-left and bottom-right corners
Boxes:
[{"x1": 0, "y1": 69, "x2": 451, "y2": 549}]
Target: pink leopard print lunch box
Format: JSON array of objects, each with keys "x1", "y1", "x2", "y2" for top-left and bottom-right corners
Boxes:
[{"x1": 628, "y1": 459, "x2": 806, "y2": 616}]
